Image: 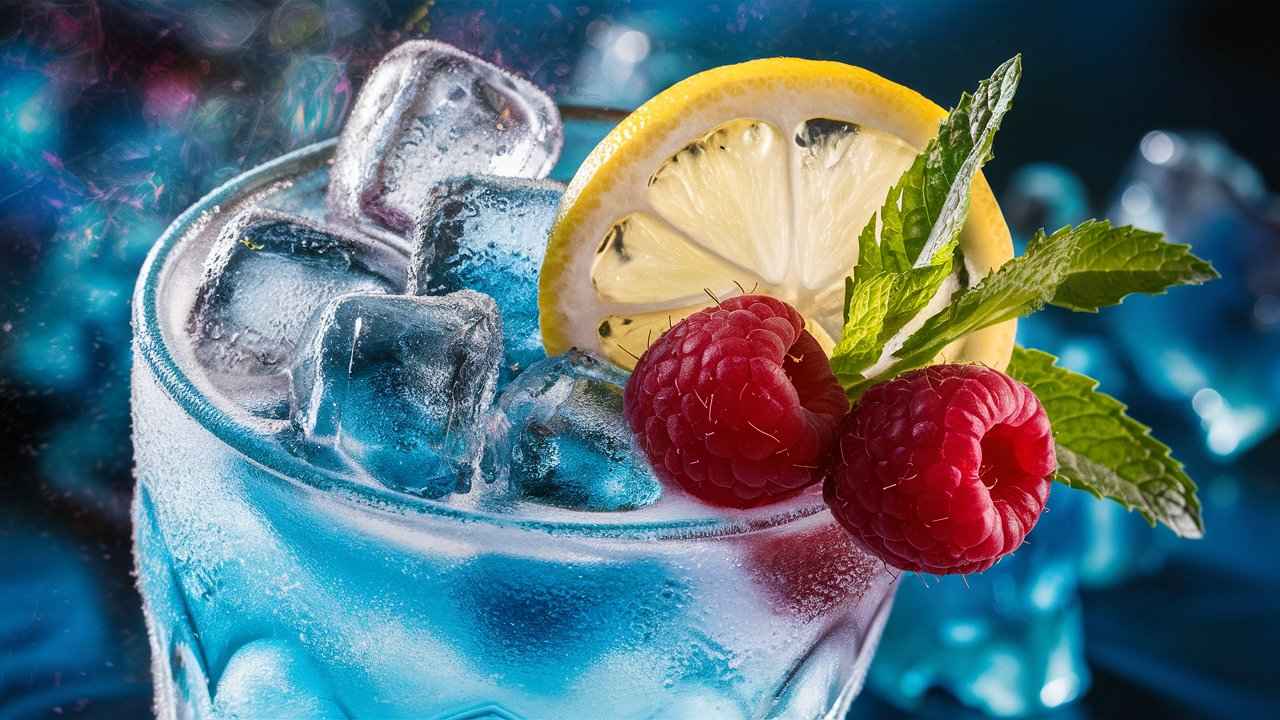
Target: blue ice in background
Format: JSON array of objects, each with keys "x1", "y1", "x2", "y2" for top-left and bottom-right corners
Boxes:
[
  {"x1": 866, "y1": 484, "x2": 1178, "y2": 717},
  {"x1": 1104, "y1": 131, "x2": 1280, "y2": 458},
  {"x1": 869, "y1": 492, "x2": 1091, "y2": 718}
]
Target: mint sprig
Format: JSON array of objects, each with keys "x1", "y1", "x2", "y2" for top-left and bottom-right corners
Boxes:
[
  {"x1": 1038, "y1": 222, "x2": 1219, "y2": 312},
  {"x1": 858, "y1": 55, "x2": 1022, "y2": 274},
  {"x1": 905, "y1": 55, "x2": 1022, "y2": 267},
  {"x1": 831, "y1": 273, "x2": 896, "y2": 382},
  {"x1": 883, "y1": 220, "x2": 1218, "y2": 377},
  {"x1": 828, "y1": 55, "x2": 1218, "y2": 539},
  {"x1": 1007, "y1": 347, "x2": 1204, "y2": 538},
  {"x1": 839, "y1": 55, "x2": 1021, "y2": 380},
  {"x1": 832, "y1": 265, "x2": 950, "y2": 385}
]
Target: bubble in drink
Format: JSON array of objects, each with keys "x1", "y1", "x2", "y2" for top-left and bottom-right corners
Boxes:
[
  {"x1": 188, "y1": 208, "x2": 400, "y2": 380},
  {"x1": 488, "y1": 351, "x2": 661, "y2": 512},
  {"x1": 409, "y1": 175, "x2": 564, "y2": 381},
  {"x1": 291, "y1": 290, "x2": 502, "y2": 498},
  {"x1": 328, "y1": 40, "x2": 563, "y2": 236}
]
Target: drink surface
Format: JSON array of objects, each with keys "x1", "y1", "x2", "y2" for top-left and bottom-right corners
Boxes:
[
  {"x1": 148, "y1": 139, "x2": 836, "y2": 535},
  {"x1": 132, "y1": 137, "x2": 897, "y2": 720},
  {"x1": 131, "y1": 40, "x2": 897, "y2": 719}
]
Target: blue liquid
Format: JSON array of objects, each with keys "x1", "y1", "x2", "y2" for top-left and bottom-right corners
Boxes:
[{"x1": 131, "y1": 136, "x2": 898, "y2": 719}]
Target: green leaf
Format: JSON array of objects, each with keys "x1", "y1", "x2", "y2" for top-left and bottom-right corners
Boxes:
[
  {"x1": 877, "y1": 185, "x2": 911, "y2": 273},
  {"x1": 835, "y1": 56, "x2": 1021, "y2": 391},
  {"x1": 832, "y1": 273, "x2": 897, "y2": 381},
  {"x1": 877, "y1": 264, "x2": 954, "y2": 346},
  {"x1": 1030, "y1": 223, "x2": 1220, "y2": 312},
  {"x1": 902, "y1": 55, "x2": 1022, "y2": 266},
  {"x1": 852, "y1": 56, "x2": 1020, "y2": 275},
  {"x1": 892, "y1": 220, "x2": 1217, "y2": 373},
  {"x1": 853, "y1": 212, "x2": 883, "y2": 283},
  {"x1": 833, "y1": 264, "x2": 954, "y2": 383},
  {"x1": 1007, "y1": 347, "x2": 1203, "y2": 538},
  {"x1": 893, "y1": 227, "x2": 1074, "y2": 365}
]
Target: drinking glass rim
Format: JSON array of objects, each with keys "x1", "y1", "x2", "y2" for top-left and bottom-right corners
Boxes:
[{"x1": 132, "y1": 123, "x2": 831, "y2": 542}]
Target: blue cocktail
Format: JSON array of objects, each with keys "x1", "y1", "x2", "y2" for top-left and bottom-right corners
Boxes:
[{"x1": 131, "y1": 40, "x2": 897, "y2": 719}]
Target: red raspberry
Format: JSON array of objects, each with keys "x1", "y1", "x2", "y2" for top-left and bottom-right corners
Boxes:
[
  {"x1": 748, "y1": 523, "x2": 883, "y2": 622},
  {"x1": 824, "y1": 364, "x2": 1055, "y2": 575},
  {"x1": 623, "y1": 295, "x2": 849, "y2": 508}
]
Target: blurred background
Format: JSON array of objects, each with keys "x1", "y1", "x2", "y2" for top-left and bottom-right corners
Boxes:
[{"x1": 1, "y1": 1, "x2": 1277, "y2": 717}]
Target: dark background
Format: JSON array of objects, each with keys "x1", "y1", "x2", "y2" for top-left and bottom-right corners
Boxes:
[{"x1": 2, "y1": 1, "x2": 1278, "y2": 718}]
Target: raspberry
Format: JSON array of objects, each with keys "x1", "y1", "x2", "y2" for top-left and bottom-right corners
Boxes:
[
  {"x1": 623, "y1": 295, "x2": 849, "y2": 508},
  {"x1": 824, "y1": 364, "x2": 1055, "y2": 575},
  {"x1": 748, "y1": 523, "x2": 882, "y2": 622}
]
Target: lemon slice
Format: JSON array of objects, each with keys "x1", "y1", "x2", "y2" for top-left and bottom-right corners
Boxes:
[{"x1": 540, "y1": 57, "x2": 1015, "y2": 372}]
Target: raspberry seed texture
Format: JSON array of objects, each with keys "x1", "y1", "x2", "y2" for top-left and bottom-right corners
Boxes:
[
  {"x1": 824, "y1": 364, "x2": 1056, "y2": 575},
  {"x1": 623, "y1": 295, "x2": 850, "y2": 508}
]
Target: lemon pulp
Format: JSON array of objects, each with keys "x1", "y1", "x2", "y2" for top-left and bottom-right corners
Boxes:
[{"x1": 540, "y1": 58, "x2": 1015, "y2": 372}]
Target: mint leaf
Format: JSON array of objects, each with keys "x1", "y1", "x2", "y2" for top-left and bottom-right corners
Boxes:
[
  {"x1": 836, "y1": 56, "x2": 1021, "y2": 382},
  {"x1": 857, "y1": 185, "x2": 910, "y2": 275},
  {"x1": 1007, "y1": 347, "x2": 1203, "y2": 538},
  {"x1": 1031, "y1": 222, "x2": 1220, "y2": 312},
  {"x1": 901, "y1": 55, "x2": 1021, "y2": 266},
  {"x1": 832, "y1": 273, "x2": 896, "y2": 381},
  {"x1": 834, "y1": 264, "x2": 953, "y2": 382},
  {"x1": 892, "y1": 228, "x2": 1073, "y2": 365},
  {"x1": 891, "y1": 221, "x2": 1217, "y2": 373},
  {"x1": 878, "y1": 264, "x2": 953, "y2": 345},
  {"x1": 854, "y1": 217, "x2": 882, "y2": 282},
  {"x1": 854, "y1": 56, "x2": 1020, "y2": 274}
]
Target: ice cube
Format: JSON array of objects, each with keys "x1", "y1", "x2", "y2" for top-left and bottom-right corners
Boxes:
[
  {"x1": 290, "y1": 291, "x2": 502, "y2": 499},
  {"x1": 408, "y1": 175, "x2": 563, "y2": 381},
  {"x1": 188, "y1": 209, "x2": 401, "y2": 380},
  {"x1": 328, "y1": 40, "x2": 563, "y2": 236},
  {"x1": 488, "y1": 350, "x2": 661, "y2": 512}
]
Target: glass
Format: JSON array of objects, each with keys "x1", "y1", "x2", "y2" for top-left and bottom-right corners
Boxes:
[{"x1": 130, "y1": 113, "x2": 898, "y2": 719}]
